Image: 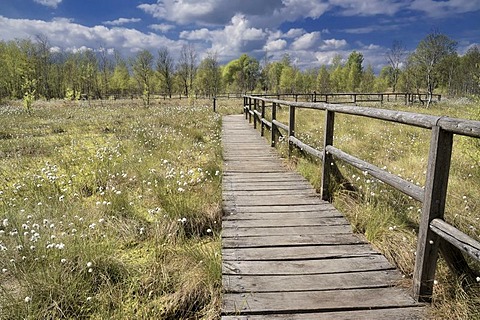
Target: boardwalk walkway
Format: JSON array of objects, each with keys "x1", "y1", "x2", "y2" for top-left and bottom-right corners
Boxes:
[{"x1": 221, "y1": 114, "x2": 425, "y2": 319}]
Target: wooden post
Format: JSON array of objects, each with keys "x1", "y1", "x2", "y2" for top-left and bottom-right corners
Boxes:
[
  {"x1": 353, "y1": 94, "x2": 357, "y2": 105},
  {"x1": 413, "y1": 126, "x2": 453, "y2": 302},
  {"x1": 213, "y1": 97, "x2": 217, "y2": 113},
  {"x1": 244, "y1": 97, "x2": 248, "y2": 119},
  {"x1": 321, "y1": 110, "x2": 335, "y2": 201},
  {"x1": 248, "y1": 97, "x2": 252, "y2": 123},
  {"x1": 271, "y1": 102, "x2": 278, "y2": 147},
  {"x1": 261, "y1": 100, "x2": 266, "y2": 137},
  {"x1": 313, "y1": 91, "x2": 317, "y2": 103},
  {"x1": 288, "y1": 105, "x2": 296, "y2": 156},
  {"x1": 253, "y1": 98, "x2": 258, "y2": 129}
]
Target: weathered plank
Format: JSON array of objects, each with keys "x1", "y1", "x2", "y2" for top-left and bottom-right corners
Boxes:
[
  {"x1": 221, "y1": 307, "x2": 426, "y2": 320},
  {"x1": 222, "y1": 210, "x2": 344, "y2": 220},
  {"x1": 222, "y1": 217, "x2": 349, "y2": 228},
  {"x1": 223, "y1": 270, "x2": 402, "y2": 292},
  {"x1": 223, "y1": 287, "x2": 421, "y2": 314},
  {"x1": 222, "y1": 244, "x2": 379, "y2": 261},
  {"x1": 223, "y1": 256, "x2": 394, "y2": 275},
  {"x1": 222, "y1": 225, "x2": 352, "y2": 237}
]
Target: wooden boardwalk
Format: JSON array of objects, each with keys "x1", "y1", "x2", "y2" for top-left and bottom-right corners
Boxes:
[{"x1": 221, "y1": 115, "x2": 426, "y2": 319}]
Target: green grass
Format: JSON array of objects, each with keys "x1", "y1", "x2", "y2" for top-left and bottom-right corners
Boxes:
[
  {"x1": 267, "y1": 98, "x2": 480, "y2": 319},
  {"x1": 0, "y1": 98, "x2": 238, "y2": 319}
]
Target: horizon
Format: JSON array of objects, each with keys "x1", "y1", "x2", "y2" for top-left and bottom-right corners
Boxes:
[{"x1": 1, "y1": 0, "x2": 480, "y2": 71}]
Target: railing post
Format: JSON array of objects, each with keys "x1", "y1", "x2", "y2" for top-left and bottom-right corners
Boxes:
[
  {"x1": 271, "y1": 102, "x2": 278, "y2": 147},
  {"x1": 248, "y1": 97, "x2": 252, "y2": 123},
  {"x1": 321, "y1": 110, "x2": 335, "y2": 201},
  {"x1": 244, "y1": 97, "x2": 248, "y2": 119},
  {"x1": 413, "y1": 126, "x2": 453, "y2": 302},
  {"x1": 213, "y1": 97, "x2": 217, "y2": 113},
  {"x1": 288, "y1": 105, "x2": 296, "y2": 156},
  {"x1": 261, "y1": 100, "x2": 266, "y2": 137},
  {"x1": 253, "y1": 99, "x2": 258, "y2": 129}
]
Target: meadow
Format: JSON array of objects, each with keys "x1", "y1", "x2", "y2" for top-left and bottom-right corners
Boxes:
[
  {"x1": 269, "y1": 97, "x2": 480, "y2": 319},
  {"x1": 0, "y1": 98, "x2": 238, "y2": 319},
  {"x1": 0, "y1": 96, "x2": 479, "y2": 319}
]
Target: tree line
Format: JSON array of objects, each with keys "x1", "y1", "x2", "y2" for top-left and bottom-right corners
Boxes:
[{"x1": 0, "y1": 31, "x2": 479, "y2": 107}]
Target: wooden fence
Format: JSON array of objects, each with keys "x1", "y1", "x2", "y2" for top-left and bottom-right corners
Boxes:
[
  {"x1": 252, "y1": 92, "x2": 441, "y2": 105},
  {"x1": 242, "y1": 95, "x2": 480, "y2": 303}
]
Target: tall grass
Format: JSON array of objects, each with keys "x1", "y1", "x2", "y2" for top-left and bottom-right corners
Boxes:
[
  {"x1": 270, "y1": 98, "x2": 480, "y2": 319},
  {"x1": 0, "y1": 98, "x2": 230, "y2": 319}
]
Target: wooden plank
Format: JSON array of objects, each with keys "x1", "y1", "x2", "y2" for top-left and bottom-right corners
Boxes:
[
  {"x1": 222, "y1": 225, "x2": 352, "y2": 237},
  {"x1": 222, "y1": 287, "x2": 420, "y2": 314},
  {"x1": 223, "y1": 211, "x2": 344, "y2": 220},
  {"x1": 223, "y1": 256, "x2": 394, "y2": 275},
  {"x1": 223, "y1": 195, "x2": 324, "y2": 206},
  {"x1": 222, "y1": 244, "x2": 379, "y2": 261},
  {"x1": 223, "y1": 270, "x2": 403, "y2": 292},
  {"x1": 223, "y1": 204, "x2": 335, "y2": 214},
  {"x1": 222, "y1": 233, "x2": 365, "y2": 248},
  {"x1": 222, "y1": 307, "x2": 426, "y2": 319},
  {"x1": 222, "y1": 217, "x2": 349, "y2": 228}
]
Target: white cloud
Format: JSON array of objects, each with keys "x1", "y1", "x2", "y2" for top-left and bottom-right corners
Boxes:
[
  {"x1": 264, "y1": 39, "x2": 287, "y2": 52},
  {"x1": 320, "y1": 38, "x2": 348, "y2": 50},
  {"x1": 284, "y1": 28, "x2": 305, "y2": 38},
  {"x1": 291, "y1": 31, "x2": 321, "y2": 50},
  {"x1": 33, "y1": 0, "x2": 62, "y2": 8},
  {"x1": 329, "y1": 0, "x2": 404, "y2": 16},
  {"x1": 409, "y1": 0, "x2": 480, "y2": 17},
  {"x1": 149, "y1": 23, "x2": 175, "y2": 32},
  {"x1": 0, "y1": 16, "x2": 179, "y2": 55},
  {"x1": 103, "y1": 18, "x2": 141, "y2": 26},
  {"x1": 180, "y1": 14, "x2": 266, "y2": 60}
]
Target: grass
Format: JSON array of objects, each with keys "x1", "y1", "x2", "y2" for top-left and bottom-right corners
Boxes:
[
  {"x1": 0, "y1": 97, "x2": 240, "y2": 319},
  {"x1": 267, "y1": 97, "x2": 480, "y2": 319}
]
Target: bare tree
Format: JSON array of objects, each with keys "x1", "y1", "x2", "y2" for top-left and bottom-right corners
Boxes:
[
  {"x1": 132, "y1": 49, "x2": 154, "y2": 106},
  {"x1": 177, "y1": 44, "x2": 197, "y2": 97},
  {"x1": 386, "y1": 40, "x2": 405, "y2": 93},
  {"x1": 156, "y1": 47, "x2": 175, "y2": 98}
]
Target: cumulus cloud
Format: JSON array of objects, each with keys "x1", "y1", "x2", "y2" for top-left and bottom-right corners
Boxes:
[
  {"x1": 103, "y1": 18, "x2": 141, "y2": 26},
  {"x1": 149, "y1": 23, "x2": 175, "y2": 32},
  {"x1": 180, "y1": 14, "x2": 265, "y2": 60},
  {"x1": 284, "y1": 28, "x2": 305, "y2": 39},
  {"x1": 291, "y1": 31, "x2": 321, "y2": 50},
  {"x1": 0, "y1": 16, "x2": 178, "y2": 55},
  {"x1": 264, "y1": 39, "x2": 287, "y2": 52},
  {"x1": 320, "y1": 38, "x2": 348, "y2": 50},
  {"x1": 33, "y1": 0, "x2": 62, "y2": 8}
]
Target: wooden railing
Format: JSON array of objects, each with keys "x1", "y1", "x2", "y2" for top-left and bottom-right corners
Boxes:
[
  {"x1": 252, "y1": 92, "x2": 441, "y2": 105},
  {"x1": 242, "y1": 95, "x2": 480, "y2": 303}
]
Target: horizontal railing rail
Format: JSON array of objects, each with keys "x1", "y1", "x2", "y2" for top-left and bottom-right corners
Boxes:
[
  {"x1": 242, "y1": 95, "x2": 480, "y2": 303},
  {"x1": 250, "y1": 92, "x2": 441, "y2": 105}
]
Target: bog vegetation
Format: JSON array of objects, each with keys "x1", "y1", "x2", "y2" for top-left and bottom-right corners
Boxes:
[{"x1": 0, "y1": 99, "x2": 239, "y2": 319}]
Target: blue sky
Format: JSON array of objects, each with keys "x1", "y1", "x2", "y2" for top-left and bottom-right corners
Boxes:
[{"x1": 1, "y1": 0, "x2": 479, "y2": 70}]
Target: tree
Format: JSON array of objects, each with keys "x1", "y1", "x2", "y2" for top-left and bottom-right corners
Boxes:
[
  {"x1": 330, "y1": 55, "x2": 346, "y2": 92},
  {"x1": 156, "y1": 47, "x2": 175, "y2": 98},
  {"x1": 345, "y1": 51, "x2": 363, "y2": 92},
  {"x1": 110, "y1": 53, "x2": 131, "y2": 97},
  {"x1": 279, "y1": 65, "x2": 297, "y2": 93},
  {"x1": 132, "y1": 49, "x2": 154, "y2": 107},
  {"x1": 177, "y1": 44, "x2": 197, "y2": 97},
  {"x1": 386, "y1": 40, "x2": 406, "y2": 92},
  {"x1": 360, "y1": 65, "x2": 375, "y2": 92},
  {"x1": 410, "y1": 31, "x2": 457, "y2": 106},
  {"x1": 316, "y1": 65, "x2": 331, "y2": 93},
  {"x1": 195, "y1": 52, "x2": 222, "y2": 97}
]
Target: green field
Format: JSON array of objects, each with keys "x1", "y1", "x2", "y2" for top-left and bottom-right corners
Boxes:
[{"x1": 0, "y1": 98, "x2": 239, "y2": 319}]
